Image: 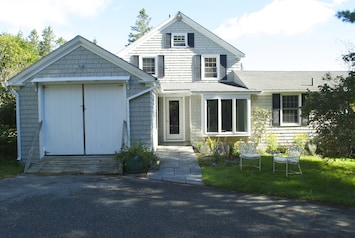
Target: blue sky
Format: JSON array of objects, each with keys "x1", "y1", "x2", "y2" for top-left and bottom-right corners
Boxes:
[{"x1": 0, "y1": 0, "x2": 354, "y2": 70}]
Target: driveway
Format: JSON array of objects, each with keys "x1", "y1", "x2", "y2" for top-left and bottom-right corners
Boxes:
[{"x1": 0, "y1": 175, "x2": 354, "y2": 238}]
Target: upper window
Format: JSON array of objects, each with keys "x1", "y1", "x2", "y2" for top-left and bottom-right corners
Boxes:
[
  {"x1": 205, "y1": 96, "x2": 249, "y2": 135},
  {"x1": 202, "y1": 55, "x2": 219, "y2": 80},
  {"x1": 142, "y1": 57, "x2": 156, "y2": 75},
  {"x1": 172, "y1": 33, "x2": 187, "y2": 47}
]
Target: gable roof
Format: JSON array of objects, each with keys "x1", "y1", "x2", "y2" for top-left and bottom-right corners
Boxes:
[
  {"x1": 118, "y1": 11, "x2": 245, "y2": 58},
  {"x1": 234, "y1": 71, "x2": 348, "y2": 93},
  {"x1": 7, "y1": 35, "x2": 156, "y2": 86}
]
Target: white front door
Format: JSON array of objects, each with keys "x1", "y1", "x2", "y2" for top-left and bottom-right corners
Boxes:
[{"x1": 165, "y1": 97, "x2": 184, "y2": 141}]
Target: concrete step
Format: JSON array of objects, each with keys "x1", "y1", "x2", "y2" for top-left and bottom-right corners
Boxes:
[{"x1": 27, "y1": 156, "x2": 122, "y2": 175}]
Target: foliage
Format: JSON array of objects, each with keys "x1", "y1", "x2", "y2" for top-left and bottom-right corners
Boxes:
[
  {"x1": 198, "y1": 155, "x2": 355, "y2": 207},
  {"x1": 336, "y1": 9, "x2": 355, "y2": 23},
  {"x1": 127, "y1": 8, "x2": 152, "y2": 45},
  {"x1": 266, "y1": 134, "x2": 278, "y2": 152},
  {"x1": 302, "y1": 72, "x2": 355, "y2": 157},
  {"x1": 250, "y1": 108, "x2": 271, "y2": 145},
  {"x1": 115, "y1": 142, "x2": 158, "y2": 173},
  {"x1": 293, "y1": 134, "x2": 309, "y2": 149}
]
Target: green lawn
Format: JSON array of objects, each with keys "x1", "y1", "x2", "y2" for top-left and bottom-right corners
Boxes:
[
  {"x1": 0, "y1": 158, "x2": 24, "y2": 178},
  {"x1": 198, "y1": 155, "x2": 355, "y2": 207}
]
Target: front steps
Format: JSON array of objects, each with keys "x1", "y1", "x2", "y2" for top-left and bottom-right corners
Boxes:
[{"x1": 26, "y1": 156, "x2": 121, "y2": 175}]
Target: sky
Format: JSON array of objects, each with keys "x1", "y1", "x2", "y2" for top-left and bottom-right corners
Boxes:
[{"x1": 0, "y1": 0, "x2": 354, "y2": 71}]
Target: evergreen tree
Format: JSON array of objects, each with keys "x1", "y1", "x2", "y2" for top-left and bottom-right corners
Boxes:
[{"x1": 127, "y1": 8, "x2": 152, "y2": 45}]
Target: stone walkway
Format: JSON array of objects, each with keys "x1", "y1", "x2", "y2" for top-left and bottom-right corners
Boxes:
[{"x1": 147, "y1": 146, "x2": 204, "y2": 185}]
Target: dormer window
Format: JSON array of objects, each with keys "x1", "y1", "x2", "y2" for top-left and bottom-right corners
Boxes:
[{"x1": 172, "y1": 33, "x2": 187, "y2": 47}]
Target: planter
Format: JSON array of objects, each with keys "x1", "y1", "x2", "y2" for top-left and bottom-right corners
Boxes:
[{"x1": 125, "y1": 155, "x2": 146, "y2": 174}]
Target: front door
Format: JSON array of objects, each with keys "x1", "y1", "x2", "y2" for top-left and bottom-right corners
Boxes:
[{"x1": 165, "y1": 97, "x2": 184, "y2": 141}]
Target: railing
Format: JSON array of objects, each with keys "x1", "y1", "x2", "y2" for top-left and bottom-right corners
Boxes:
[
  {"x1": 121, "y1": 120, "x2": 129, "y2": 149},
  {"x1": 24, "y1": 120, "x2": 42, "y2": 173}
]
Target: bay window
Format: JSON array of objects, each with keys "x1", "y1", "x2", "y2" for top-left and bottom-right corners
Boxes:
[{"x1": 205, "y1": 96, "x2": 249, "y2": 135}]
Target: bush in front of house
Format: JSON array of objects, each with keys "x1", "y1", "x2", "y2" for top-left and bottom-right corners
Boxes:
[{"x1": 115, "y1": 142, "x2": 158, "y2": 174}]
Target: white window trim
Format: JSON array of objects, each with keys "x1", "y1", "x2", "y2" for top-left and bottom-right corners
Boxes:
[
  {"x1": 280, "y1": 94, "x2": 302, "y2": 126},
  {"x1": 201, "y1": 55, "x2": 220, "y2": 80},
  {"x1": 140, "y1": 56, "x2": 158, "y2": 77},
  {"x1": 171, "y1": 33, "x2": 187, "y2": 47},
  {"x1": 202, "y1": 95, "x2": 251, "y2": 136}
]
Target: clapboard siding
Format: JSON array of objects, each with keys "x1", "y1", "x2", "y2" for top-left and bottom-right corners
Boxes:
[
  {"x1": 252, "y1": 94, "x2": 315, "y2": 148},
  {"x1": 120, "y1": 21, "x2": 242, "y2": 82}
]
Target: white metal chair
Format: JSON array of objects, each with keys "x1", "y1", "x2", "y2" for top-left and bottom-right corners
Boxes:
[
  {"x1": 239, "y1": 143, "x2": 261, "y2": 171},
  {"x1": 273, "y1": 145, "x2": 303, "y2": 177}
]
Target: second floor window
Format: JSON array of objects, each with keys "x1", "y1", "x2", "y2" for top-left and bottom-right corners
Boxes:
[
  {"x1": 142, "y1": 57, "x2": 156, "y2": 75},
  {"x1": 202, "y1": 55, "x2": 219, "y2": 80}
]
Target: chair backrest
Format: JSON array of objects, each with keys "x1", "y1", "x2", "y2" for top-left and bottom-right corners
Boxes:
[
  {"x1": 239, "y1": 143, "x2": 257, "y2": 154},
  {"x1": 288, "y1": 145, "x2": 302, "y2": 159}
]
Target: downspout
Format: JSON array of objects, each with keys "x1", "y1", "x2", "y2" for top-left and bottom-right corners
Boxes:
[
  {"x1": 2, "y1": 83, "x2": 21, "y2": 161},
  {"x1": 126, "y1": 82, "x2": 160, "y2": 147}
]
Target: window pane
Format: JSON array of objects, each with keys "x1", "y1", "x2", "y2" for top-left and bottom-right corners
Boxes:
[
  {"x1": 282, "y1": 95, "x2": 299, "y2": 123},
  {"x1": 169, "y1": 100, "x2": 179, "y2": 134},
  {"x1": 236, "y1": 99, "x2": 247, "y2": 132},
  {"x1": 204, "y1": 57, "x2": 217, "y2": 78},
  {"x1": 207, "y1": 100, "x2": 218, "y2": 132},
  {"x1": 221, "y1": 99, "x2": 232, "y2": 132},
  {"x1": 142, "y1": 58, "x2": 155, "y2": 75},
  {"x1": 173, "y1": 34, "x2": 186, "y2": 46}
]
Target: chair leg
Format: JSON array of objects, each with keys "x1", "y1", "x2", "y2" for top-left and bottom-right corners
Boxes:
[
  {"x1": 298, "y1": 164, "x2": 303, "y2": 175},
  {"x1": 259, "y1": 158, "x2": 261, "y2": 171},
  {"x1": 286, "y1": 161, "x2": 289, "y2": 177},
  {"x1": 273, "y1": 159, "x2": 275, "y2": 173},
  {"x1": 240, "y1": 158, "x2": 242, "y2": 171}
]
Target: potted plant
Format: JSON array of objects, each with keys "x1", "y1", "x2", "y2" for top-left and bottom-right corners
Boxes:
[{"x1": 115, "y1": 142, "x2": 159, "y2": 174}]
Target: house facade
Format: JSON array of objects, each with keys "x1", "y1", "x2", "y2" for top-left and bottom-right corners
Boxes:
[{"x1": 7, "y1": 11, "x2": 346, "y2": 165}]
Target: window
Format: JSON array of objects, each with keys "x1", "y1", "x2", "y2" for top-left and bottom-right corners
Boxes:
[
  {"x1": 202, "y1": 55, "x2": 219, "y2": 80},
  {"x1": 282, "y1": 95, "x2": 299, "y2": 124},
  {"x1": 142, "y1": 57, "x2": 156, "y2": 75},
  {"x1": 172, "y1": 33, "x2": 187, "y2": 47},
  {"x1": 273, "y1": 94, "x2": 304, "y2": 126},
  {"x1": 205, "y1": 97, "x2": 249, "y2": 134}
]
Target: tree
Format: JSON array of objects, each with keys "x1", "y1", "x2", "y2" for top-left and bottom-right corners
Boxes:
[
  {"x1": 336, "y1": 9, "x2": 355, "y2": 23},
  {"x1": 39, "y1": 26, "x2": 56, "y2": 56},
  {"x1": 127, "y1": 8, "x2": 152, "y2": 45},
  {"x1": 302, "y1": 9, "x2": 355, "y2": 158}
]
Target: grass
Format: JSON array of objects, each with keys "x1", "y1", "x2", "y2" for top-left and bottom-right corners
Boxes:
[
  {"x1": 198, "y1": 154, "x2": 355, "y2": 207},
  {"x1": 0, "y1": 157, "x2": 24, "y2": 178}
]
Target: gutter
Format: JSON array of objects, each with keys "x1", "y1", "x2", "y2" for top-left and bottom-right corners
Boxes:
[
  {"x1": 2, "y1": 82, "x2": 21, "y2": 161},
  {"x1": 126, "y1": 82, "x2": 160, "y2": 147}
]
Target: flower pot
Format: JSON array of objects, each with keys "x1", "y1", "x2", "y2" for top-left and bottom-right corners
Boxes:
[{"x1": 125, "y1": 155, "x2": 146, "y2": 174}]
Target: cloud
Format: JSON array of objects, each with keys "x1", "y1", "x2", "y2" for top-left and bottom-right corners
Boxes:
[
  {"x1": 0, "y1": 0, "x2": 111, "y2": 29},
  {"x1": 215, "y1": 0, "x2": 337, "y2": 40}
]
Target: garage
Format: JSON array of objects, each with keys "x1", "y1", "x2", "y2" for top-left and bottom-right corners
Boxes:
[{"x1": 42, "y1": 83, "x2": 126, "y2": 156}]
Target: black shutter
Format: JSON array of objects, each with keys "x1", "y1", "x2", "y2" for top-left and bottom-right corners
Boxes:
[
  {"x1": 188, "y1": 33, "x2": 194, "y2": 47},
  {"x1": 220, "y1": 54, "x2": 227, "y2": 80},
  {"x1": 130, "y1": 55, "x2": 139, "y2": 67},
  {"x1": 301, "y1": 93, "x2": 308, "y2": 126},
  {"x1": 272, "y1": 94, "x2": 281, "y2": 126},
  {"x1": 165, "y1": 33, "x2": 171, "y2": 48},
  {"x1": 157, "y1": 55, "x2": 164, "y2": 78},
  {"x1": 194, "y1": 55, "x2": 201, "y2": 81}
]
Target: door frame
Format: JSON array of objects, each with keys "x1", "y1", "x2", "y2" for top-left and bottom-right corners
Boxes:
[{"x1": 164, "y1": 97, "x2": 185, "y2": 142}]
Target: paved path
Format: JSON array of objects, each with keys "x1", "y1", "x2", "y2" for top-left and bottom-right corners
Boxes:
[{"x1": 147, "y1": 146, "x2": 204, "y2": 185}]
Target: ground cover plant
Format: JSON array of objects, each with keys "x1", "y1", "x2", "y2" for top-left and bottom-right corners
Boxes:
[
  {"x1": 0, "y1": 157, "x2": 23, "y2": 178},
  {"x1": 198, "y1": 154, "x2": 355, "y2": 207}
]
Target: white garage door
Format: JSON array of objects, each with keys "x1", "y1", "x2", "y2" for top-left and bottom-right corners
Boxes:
[{"x1": 43, "y1": 84, "x2": 125, "y2": 155}]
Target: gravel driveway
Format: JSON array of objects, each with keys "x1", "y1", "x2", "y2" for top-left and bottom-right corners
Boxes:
[{"x1": 0, "y1": 175, "x2": 354, "y2": 238}]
